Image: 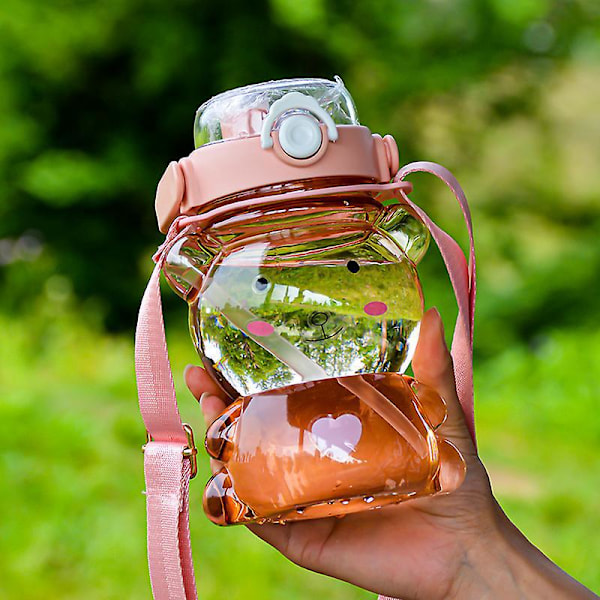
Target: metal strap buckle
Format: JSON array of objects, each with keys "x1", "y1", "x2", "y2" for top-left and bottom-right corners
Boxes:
[{"x1": 142, "y1": 422, "x2": 198, "y2": 479}]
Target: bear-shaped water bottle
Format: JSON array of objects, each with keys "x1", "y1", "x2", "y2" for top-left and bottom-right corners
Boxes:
[{"x1": 160, "y1": 78, "x2": 466, "y2": 525}]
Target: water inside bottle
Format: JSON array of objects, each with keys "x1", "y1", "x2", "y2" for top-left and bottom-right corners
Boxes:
[
  {"x1": 193, "y1": 259, "x2": 423, "y2": 396},
  {"x1": 203, "y1": 372, "x2": 464, "y2": 526}
]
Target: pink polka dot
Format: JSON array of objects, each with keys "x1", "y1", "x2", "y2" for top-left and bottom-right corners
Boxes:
[
  {"x1": 247, "y1": 320, "x2": 275, "y2": 337},
  {"x1": 364, "y1": 301, "x2": 388, "y2": 316}
]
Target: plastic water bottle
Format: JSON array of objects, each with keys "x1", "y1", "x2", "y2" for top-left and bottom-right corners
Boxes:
[{"x1": 158, "y1": 77, "x2": 465, "y2": 525}]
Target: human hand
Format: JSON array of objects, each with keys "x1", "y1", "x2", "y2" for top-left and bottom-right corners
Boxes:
[{"x1": 186, "y1": 308, "x2": 598, "y2": 600}]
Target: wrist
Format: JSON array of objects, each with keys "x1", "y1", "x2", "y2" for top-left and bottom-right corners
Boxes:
[
  {"x1": 450, "y1": 499, "x2": 598, "y2": 600},
  {"x1": 447, "y1": 499, "x2": 518, "y2": 599}
]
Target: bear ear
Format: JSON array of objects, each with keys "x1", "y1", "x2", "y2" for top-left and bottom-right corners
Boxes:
[
  {"x1": 155, "y1": 161, "x2": 185, "y2": 234},
  {"x1": 163, "y1": 234, "x2": 214, "y2": 299},
  {"x1": 378, "y1": 204, "x2": 430, "y2": 264}
]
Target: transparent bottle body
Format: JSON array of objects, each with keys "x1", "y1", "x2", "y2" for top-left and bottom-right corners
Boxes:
[{"x1": 164, "y1": 190, "x2": 466, "y2": 525}]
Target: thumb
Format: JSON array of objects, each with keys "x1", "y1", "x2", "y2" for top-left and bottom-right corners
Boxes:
[{"x1": 412, "y1": 308, "x2": 474, "y2": 451}]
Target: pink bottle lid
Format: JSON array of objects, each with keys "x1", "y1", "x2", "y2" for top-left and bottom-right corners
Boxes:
[{"x1": 155, "y1": 77, "x2": 400, "y2": 232}]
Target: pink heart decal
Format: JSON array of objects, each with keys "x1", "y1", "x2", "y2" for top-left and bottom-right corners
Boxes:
[{"x1": 310, "y1": 413, "x2": 363, "y2": 458}]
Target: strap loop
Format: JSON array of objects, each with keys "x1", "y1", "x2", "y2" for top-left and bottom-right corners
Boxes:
[
  {"x1": 144, "y1": 443, "x2": 197, "y2": 600},
  {"x1": 143, "y1": 424, "x2": 198, "y2": 480}
]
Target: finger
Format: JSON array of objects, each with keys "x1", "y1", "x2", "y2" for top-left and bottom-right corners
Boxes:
[
  {"x1": 412, "y1": 308, "x2": 455, "y2": 403},
  {"x1": 199, "y1": 392, "x2": 227, "y2": 426},
  {"x1": 199, "y1": 392, "x2": 227, "y2": 474},
  {"x1": 246, "y1": 520, "x2": 329, "y2": 569},
  {"x1": 246, "y1": 518, "x2": 344, "y2": 577},
  {"x1": 412, "y1": 308, "x2": 473, "y2": 448},
  {"x1": 246, "y1": 522, "x2": 291, "y2": 552},
  {"x1": 184, "y1": 364, "x2": 228, "y2": 401}
]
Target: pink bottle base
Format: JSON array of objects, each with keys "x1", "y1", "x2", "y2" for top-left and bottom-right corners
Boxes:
[{"x1": 202, "y1": 373, "x2": 466, "y2": 526}]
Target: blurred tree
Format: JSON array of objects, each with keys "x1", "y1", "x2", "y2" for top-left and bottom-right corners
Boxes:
[
  {"x1": 0, "y1": 0, "x2": 340, "y2": 328},
  {"x1": 0, "y1": 0, "x2": 598, "y2": 358}
]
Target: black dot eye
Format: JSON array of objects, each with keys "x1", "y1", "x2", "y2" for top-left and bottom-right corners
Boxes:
[
  {"x1": 253, "y1": 275, "x2": 270, "y2": 292},
  {"x1": 347, "y1": 260, "x2": 360, "y2": 274}
]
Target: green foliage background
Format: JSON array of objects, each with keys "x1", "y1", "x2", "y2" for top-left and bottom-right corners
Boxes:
[{"x1": 0, "y1": 0, "x2": 599, "y2": 598}]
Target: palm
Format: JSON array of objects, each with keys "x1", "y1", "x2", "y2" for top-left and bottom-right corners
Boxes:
[
  {"x1": 258, "y1": 448, "x2": 493, "y2": 600},
  {"x1": 186, "y1": 309, "x2": 495, "y2": 600}
]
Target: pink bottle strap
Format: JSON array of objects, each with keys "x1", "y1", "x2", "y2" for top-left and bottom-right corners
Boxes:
[
  {"x1": 136, "y1": 263, "x2": 198, "y2": 600},
  {"x1": 396, "y1": 161, "x2": 476, "y2": 444},
  {"x1": 135, "y1": 162, "x2": 476, "y2": 600},
  {"x1": 379, "y1": 162, "x2": 476, "y2": 600}
]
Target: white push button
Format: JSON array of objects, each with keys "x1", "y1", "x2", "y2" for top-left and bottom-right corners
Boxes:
[{"x1": 278, "y1": 114, "x2": 323, "y2": 159}]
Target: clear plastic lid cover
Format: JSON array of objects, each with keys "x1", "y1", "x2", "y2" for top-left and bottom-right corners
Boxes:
[{"x1": 193, "y1": 76, "x2": 359, "y2": 148}]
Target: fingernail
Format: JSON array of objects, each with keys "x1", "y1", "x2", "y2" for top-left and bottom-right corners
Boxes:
[
  {"x1": 428, "y1": 307, "x2": 449, "y2": 351},
  {"x1": 199, "y1": 392, "x2": 210, "y2": 406},
  {"x1": 184, "y1": 364, "x2": 200, "y2": 379},
  {"x1": 427, "y1": 306, "x2": 441, "y2": 322}
]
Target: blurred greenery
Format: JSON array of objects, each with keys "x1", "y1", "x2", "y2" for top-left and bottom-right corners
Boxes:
[{"x1": 0, "y1": 0, "x2": 599, "y2": 598}]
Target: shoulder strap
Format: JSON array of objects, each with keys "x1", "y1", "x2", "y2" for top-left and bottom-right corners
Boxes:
[
  {"x1": 135, "y1": 163, "x2": 476, "y2": 600},
  {"x1": 395, "y1": 161, "x2": 477, "y2": 445},
  {"x1": 136, "y1": 263, "x2": 198, "y2": 600}
]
